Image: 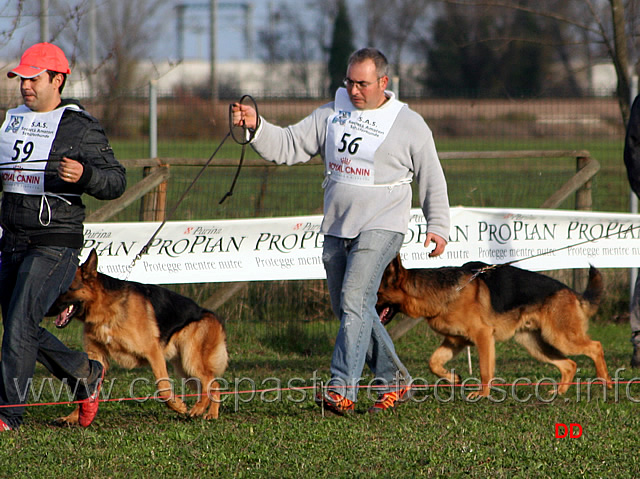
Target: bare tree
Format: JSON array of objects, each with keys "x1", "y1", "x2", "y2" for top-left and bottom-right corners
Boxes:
[
  {"x1": 0, "y1": 1, "x2": 27, "y2": 51},
  {"x1": 607, "y1": 0, "x2": 631, "y2": 124},
  {"x1": 364, "y1": 0, "x2": 433, "y2": 76},
  {"x1": 66, "y1": 0, "x2": 169, "y2": 136},
  {"x1": 258, "y1": 0, "x2": 337, "y2": 96},
  {"x1": 280, "y1": 2, "x2": 322, "y2": 92}
]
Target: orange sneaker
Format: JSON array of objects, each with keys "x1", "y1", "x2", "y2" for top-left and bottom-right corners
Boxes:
[
  {"x1": 0, "y1": 417, "x2": 11, "y2": 431},
  {"x1": 315, "y1": 390, "x2": 354, "y2": 415},
  {"x1": 368, "y1": 386, "x2": 412, "y2": 414},
  {"x1": 78, "y1": 366, "x2": 105, "y2": 427}
]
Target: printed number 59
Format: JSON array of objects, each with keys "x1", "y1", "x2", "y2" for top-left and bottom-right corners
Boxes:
[
  {"x1": 337, "y1": 133, "x2": 362, "y2": 155},
  {"x1": 12, "y1": 140, "x2": 34, "y2": 161}
]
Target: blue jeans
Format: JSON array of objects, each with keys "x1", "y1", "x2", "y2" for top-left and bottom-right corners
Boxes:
[
  {"x1": 0, "y1": 246, "x2": 103, "y2": 428},
  {"x1": 322, "y1": 230, "x2": 410, "y2": 402}
]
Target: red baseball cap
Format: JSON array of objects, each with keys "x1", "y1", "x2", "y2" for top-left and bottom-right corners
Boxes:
[{"x1": 7, "y1": 42, "x2": 71, "y2": 79}]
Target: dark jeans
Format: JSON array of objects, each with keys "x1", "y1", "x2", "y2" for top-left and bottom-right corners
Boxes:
[{"x1": 0, "y1": 246, "x2": 102, "y2": 428}]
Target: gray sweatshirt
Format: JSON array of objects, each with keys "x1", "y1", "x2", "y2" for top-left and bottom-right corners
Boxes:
[{"x1": 250, "y1": 92, "x2": 450, "y2": 241}]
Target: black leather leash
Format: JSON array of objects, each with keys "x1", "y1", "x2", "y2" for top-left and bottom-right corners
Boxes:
[
  {"x1": 219, "y1": 94, "x2": 259, "y2": 204},
  {"x1": 129, "y1": 94, "x2": 258, "y2": 271}
]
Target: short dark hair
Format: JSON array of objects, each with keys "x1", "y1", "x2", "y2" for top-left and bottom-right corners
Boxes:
[
  {"x1": 46, "y1": 70, "x2": 67, "y2": 94},
  {"x1": 348, "y1": 48, "x2": 389, "y2": 77}
]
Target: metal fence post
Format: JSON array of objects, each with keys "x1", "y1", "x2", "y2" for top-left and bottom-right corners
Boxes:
[
  {"x1": 139, "y1": 80, "x2": 167, "y2": 222},
  {"x1": 573, "y1": 154, "x2": 593, "y2": 290},
  {"x1": 630, "y1": 80, "x2": 638, "y2": 314},
  {"x1": 149, "y1": 79, "x2": 157, "y2": 160}
]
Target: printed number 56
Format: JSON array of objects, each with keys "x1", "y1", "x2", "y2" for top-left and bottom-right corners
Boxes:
[
  {"x1": 338, "y1": 133, "x2": 362, "y2": 155},
  {"x1": 12, "y1": 140, "x2": 34, "y2": 161}
]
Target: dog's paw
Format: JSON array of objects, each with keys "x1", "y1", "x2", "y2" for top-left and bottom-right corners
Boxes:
[
  {"x1": 466, "y1": 390, "x2": 491, "y2": 400},
  {"x1": 55, "y1": 408, "x2": 80, "y2": 426},
  {"x1": 187, "y1": 396, "x2": 221, "y2": 419},
  {"x1": 188, "y1": 402, "x2": 208, "y2": 418},
  {"x1": 202, "y1": 411, "x2": 219, "y2": 420},
  {"x1": 191, "y1": 407, "x2": 219, "y2": 420},
  {"x1": 165, "y1": 397, "x2": 188, "y2": 415}
]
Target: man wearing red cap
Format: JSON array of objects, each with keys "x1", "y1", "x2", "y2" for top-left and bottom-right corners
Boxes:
[{"x1": 0, "y1": 43, "x2": 126, "y2": 430}]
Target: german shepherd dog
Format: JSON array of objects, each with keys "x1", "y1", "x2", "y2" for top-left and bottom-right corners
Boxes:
[
  {"x1": 48, "y1": 249, "x2": 228, "y2": 422},
  {"x1": 376, "y1": 255, "x2": 612, "y2": 398}
]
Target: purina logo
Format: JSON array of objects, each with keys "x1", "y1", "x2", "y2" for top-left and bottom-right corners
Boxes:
[
  {"x1": 5, "y1": 115, "x2": 23, "y2": 134},
  {"x1": 332, "y1": 110, "x2": 350, "y2": 125}
]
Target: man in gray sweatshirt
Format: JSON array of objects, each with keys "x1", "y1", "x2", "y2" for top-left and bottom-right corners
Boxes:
[{"x1": 232, "y1": 47, "x2": 450, "y2": 415}]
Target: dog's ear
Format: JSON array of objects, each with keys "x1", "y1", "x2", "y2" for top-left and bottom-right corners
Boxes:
[
  {"x1": 383, "y1": 254, "x2": 401, "y2": 284},
  {"x1": 391, "y1": 254, "x2": 408, "y2": 282},
  {"x1": 393, "y1": 254, "x2": 405, "y2": 272},
  {"x1": 81, "y1": 249, "x2": 99, "y2": 276}
]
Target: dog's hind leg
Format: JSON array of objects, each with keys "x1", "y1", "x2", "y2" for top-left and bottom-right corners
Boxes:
[
  {"x1": 147, "y1": 348, "x2": 188, "y2": 415},
  {"x1": 172, "y1": 357, "x2": 217, "y2": 420},
  {"x1": 514, "y1": 331, "x2": 577, "y2": 394},
  {"x1": 566, "y1": 339, "x2": 612, "y2": 389},
  {"x1": 170, "y1": 358, "x2": 207, "y2": 415},
  {"x1": 174, "y1": 321, "x2": 228, "y2": 419},
  {"x1": 171, "y1": 359, "x2": 217, "y2": 419},
  {"x1": 202, "y1": 380, "x2": 223, "y2": 420},
  {"x1": 540, "y1": 329, "x2": 612, "y2": 390},
  {"x1": 535, "y1": 298, "x2": 612, "y2": 390},
  {"x1": 192, "y1": 344, "x2": 228, "y2": 420},
  {"x1": 429, "y1": 336, "x2": 469, "y2": 384}
]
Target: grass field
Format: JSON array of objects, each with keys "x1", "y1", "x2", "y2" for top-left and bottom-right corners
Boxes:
[{"x1": 2, "y1": 319, "x2": 640, "y2": 478}]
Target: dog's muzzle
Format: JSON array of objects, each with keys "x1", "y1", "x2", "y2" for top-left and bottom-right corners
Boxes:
[
  {"x1": 55, "y1": 304, "x2": 79, "y2": 328},
  {"x1": 377, "y1": 305, "x2": 398, "y2": 326}
]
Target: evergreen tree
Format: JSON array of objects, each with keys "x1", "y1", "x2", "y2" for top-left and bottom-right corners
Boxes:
[
  {"x1": 327, "y1": 0, "x2": 355, "y2": 96},
  {"x1": 501, "y1": 9, "x2": 549, "y2": 97},
  {"x1": 425, "y1": 7, "x2": 498, "y2": 97},
  {"x1": 423, "y1": 5, "x2": 549, "y2": 97}
]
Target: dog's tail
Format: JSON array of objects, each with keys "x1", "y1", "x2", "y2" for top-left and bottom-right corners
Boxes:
[{"x1": 581, "y1": 264, "x2": 604, "y2": 317}]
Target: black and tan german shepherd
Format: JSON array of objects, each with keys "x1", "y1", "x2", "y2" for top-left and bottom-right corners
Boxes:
[
  {"x1": 48, "y1": 249, "x2": 228, "y2": 422},
  {"x1": 376, "y1": 255, "x2": 612, "y2": 398}
]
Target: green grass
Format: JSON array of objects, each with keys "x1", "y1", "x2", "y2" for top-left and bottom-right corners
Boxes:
[{"x1": 3, "y1": 318, "x2": 640, "y2": 478}]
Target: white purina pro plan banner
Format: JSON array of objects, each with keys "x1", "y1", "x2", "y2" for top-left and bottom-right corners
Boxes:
[{"x1": 66, "y1": 207, "x2": 640, "y2": 284}]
